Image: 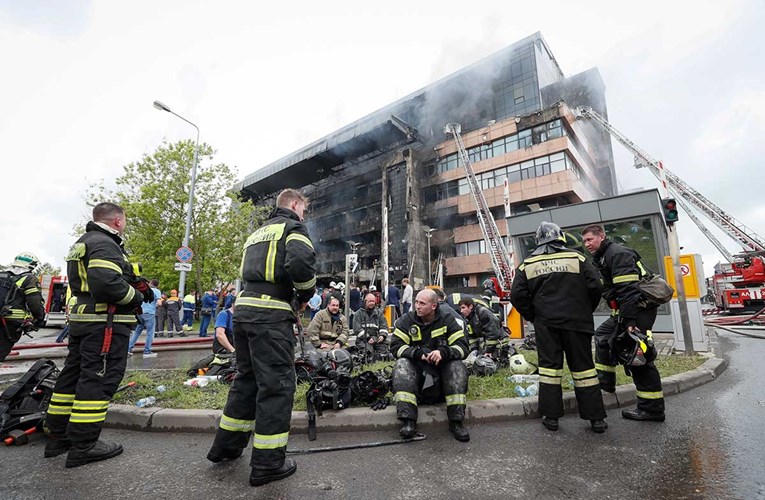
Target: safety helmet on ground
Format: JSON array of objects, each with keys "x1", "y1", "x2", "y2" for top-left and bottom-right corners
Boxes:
[
  {"x1": 614, "y1": 330, "x2": 657, "y2": 367},
  {"x1": 473, "y1": 355, "x2": 498, "y2": 376},
  {"x1": 509, "y1": 354, "x2": 536, "y2": 375},
  {"x1": 13, "y1": 252, "x2": 39, "y2": 272},
  {"x1": 327, "y1": 348, "x2": 353, "y2": 372},
  {"x1": 534, "y1": 222, "x2": 565, "y2": 246},
  {"x1": 351, "y1": 371, "x2": 390, "y2": 404}
]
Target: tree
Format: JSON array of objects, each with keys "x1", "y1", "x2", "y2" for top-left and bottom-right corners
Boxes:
[
  {"x1": 83, "y1": 140, "x2": 269, "y2": 292},
  {"x1": 36, "y1": 262, "x2": 61, "y2": 277}
]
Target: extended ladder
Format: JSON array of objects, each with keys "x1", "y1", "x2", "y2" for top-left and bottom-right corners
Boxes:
[
  {"x1": 445, "y1": 123, "x2": 514, "y2": 292},
  {"x1": 574, "y1": 106, "x2": 765, "y2": 259}
]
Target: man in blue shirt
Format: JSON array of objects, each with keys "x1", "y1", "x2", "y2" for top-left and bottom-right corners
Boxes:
[
  {"x1": 213, "y1": 302, "x2": 235, "y2": 355},
  {"x1": 200, "y1": 289, "x2": 218, "y2": 337},
  {"x1": 128, "y1": 279, "x2": 161, "y2": 358},
  {"x1": 387, "y1": 283, "x2": 402, "y2": 320},
  {"x1": 308, "y1": 289, "x2": 322, "y2": 320}
]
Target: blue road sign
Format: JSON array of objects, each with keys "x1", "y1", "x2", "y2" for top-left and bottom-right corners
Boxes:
[{"x1": 176, "y1": 246, "x2": 194, "y2": 263}]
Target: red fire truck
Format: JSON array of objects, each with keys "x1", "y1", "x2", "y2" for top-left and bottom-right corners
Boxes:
[
  {"x1": 39, "y1": 275, "x2": 68, "y2": 327},
  {"x1": 712, "y1": 256, "x2": 765, "y2": 313}
]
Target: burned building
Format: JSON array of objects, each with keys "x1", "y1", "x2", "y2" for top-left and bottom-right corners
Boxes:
[{"x1": 235, "y1": 32, "x2": 616, "y2": 292}]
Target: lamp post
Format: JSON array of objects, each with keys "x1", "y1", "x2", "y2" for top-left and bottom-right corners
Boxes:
[
  {"x1": 153, "y1": 100, "x2": 199, "y2": 301},
  {"x1": 424, "y1": 227, "x2": 435, "y2": 285}
]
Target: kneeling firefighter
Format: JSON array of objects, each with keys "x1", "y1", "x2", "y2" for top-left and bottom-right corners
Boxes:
[
  {"x1": 511, "y1": 221, "x2": 607, "y2": 433},
  {"x1": 390, "y1": 289, "x2": 470, "y2": 442}
]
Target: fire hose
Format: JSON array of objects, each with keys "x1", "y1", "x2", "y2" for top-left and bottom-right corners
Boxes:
[
  {"x1": 704, "y1": 305, "x2": 765, "y2": 339},
  {"x1": 287, "y1": 433, "x2": 427, "y2": 454}
]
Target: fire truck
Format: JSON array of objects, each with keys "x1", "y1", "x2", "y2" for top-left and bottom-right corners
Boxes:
[
  {"x1": 711, "y1": 255, "x2": 765, "y2": 313},
  {"x1": 39, "y1": 275, "x2": 68, "y2": 327}
]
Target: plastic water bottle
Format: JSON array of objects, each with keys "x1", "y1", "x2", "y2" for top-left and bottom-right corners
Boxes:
[
  {"x1": 136, "y1": 396, "x2": 156, "y2": 408},
  {"x1": 526, "y1": 384, "x2": 539, "y2": 396},
  {"x1": 156, "y1": 385, "x2": 166, "y2": 393},
  {"x1": 507, "y1": 374, "x2": 540, "y2": 384},
  {"x1": 514, "y1": 385, "x2": 527, "y2": 397}
]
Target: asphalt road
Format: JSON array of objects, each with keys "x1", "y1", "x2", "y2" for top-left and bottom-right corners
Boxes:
[{"x1": 2, "y1": 330, "x2": 763, "y2": 499}]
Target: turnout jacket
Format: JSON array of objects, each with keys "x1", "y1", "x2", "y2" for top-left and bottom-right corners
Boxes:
[
  {"x1": 352, "y1": 306, "x2": 389, "y2": 339},
  {"x1": 511, "y1": 245, "x2": 602, "y2": 333},
  {"x1": 238, "y1": 207, "x2": 316, "y2": 323},
  {"x1": 464, "y1": 303, "x2": 505, "y2": 351},
  {"x1": 591, "y1": 239, "x2": 651, "y2": 323},
  {"x1": 65, "y1": 221, "x2": 144, "y2": 326},
  {"x1": 307, "y1": 308, "x2": 349, "y2": 347},
  {"x1": 391, "y1": 307, "x2": 468, "y2": 362},
  {"x1": 4, "y1": 271, "x2": 44, "y2": 325}
]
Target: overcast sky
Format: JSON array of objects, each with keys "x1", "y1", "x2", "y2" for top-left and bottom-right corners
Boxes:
[{"x1": 1, "y1": 0, "x2": 762, "y2": 276}]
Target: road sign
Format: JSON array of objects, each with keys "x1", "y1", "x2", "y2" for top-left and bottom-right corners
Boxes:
[
  {"x1": 681, "y1": 264, "x2": 690, "y2": 276},
  {"x1": 174, "y1": 263, "x2": 192, "y2": 272},
  {"x1": 176, "y1": 246, "x2": 194, "y2": 263}
]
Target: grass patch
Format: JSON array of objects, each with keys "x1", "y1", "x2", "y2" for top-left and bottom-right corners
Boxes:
[{"x1": 108, "y1": 350, "x2": 706, "y2": 410}]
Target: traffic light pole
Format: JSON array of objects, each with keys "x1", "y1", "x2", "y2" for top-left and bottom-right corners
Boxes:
[{"x1": 667, "y1": 224, "x2": 695, "y2": 355}]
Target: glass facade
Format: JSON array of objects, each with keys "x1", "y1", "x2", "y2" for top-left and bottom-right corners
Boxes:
[{"x1": 493, "y1": 41, "x2": 544, "y2": 120}]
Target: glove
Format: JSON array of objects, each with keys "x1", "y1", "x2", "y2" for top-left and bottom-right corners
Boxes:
[{"x1": 142, "y1": 289, "x2": 154, "y2": 303}]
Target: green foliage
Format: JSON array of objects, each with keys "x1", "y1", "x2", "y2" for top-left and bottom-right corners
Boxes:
[
  {"x1": 35, "y1": 262, "x2": 61, "y2": 277},
  {"x1": 82, "y1": 140, "x2": 269, "y2": 291}
]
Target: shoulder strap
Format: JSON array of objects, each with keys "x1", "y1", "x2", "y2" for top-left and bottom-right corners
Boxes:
[{"x1": 1, "y1": 359, "x2": 48, "y2": 401}]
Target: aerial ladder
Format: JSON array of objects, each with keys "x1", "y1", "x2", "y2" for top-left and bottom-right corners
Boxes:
[
  {"x1": 574, "y1": 106, "x2": 765, "y2": 259},
  {"x1": 445, "y1": 123, "x2": 514, "y2": 297}
]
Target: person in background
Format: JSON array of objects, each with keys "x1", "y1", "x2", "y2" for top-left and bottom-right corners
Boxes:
[
  {"x1": 213, "y1": 302, "x2": 236, "y2": 355},
  {"x1": 155, "y1": 292, "x2": 167, "y2": 337},
  {"x1": 401, "y1": 277, "x2": 413, "y2": 314},
  {"x1": 224, "y1": 287, "x2": 237, "y2": 310},
  {"x1": 307, "y1": 297, "x2": 348, "y2": 351},
  {"x1": 127, "y1": 278, "x2": 161, "y2": 358},
  {"x1": 182, "y1": 289, "x2": 196, "y2": 332},
  {"x1": 308, "y1": 289, "x2": 322, "y2": 320},
  {"x1": 386, "y1": 282, "x2": 401, "y2": 319},
  {"x1": 199, "y1": 289, "x2": 217, "y2": 337},
  {"x1": 164, "y1": 290, "x2": 185, "y2": 338},
  {"x1": 349, "y1": 282, "x2": 361, "y2": 328}
]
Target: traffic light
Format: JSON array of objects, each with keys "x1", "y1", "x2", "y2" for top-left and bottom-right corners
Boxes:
[{"x1": 662, "y1": 198, "x2": 679, "y2": 225}]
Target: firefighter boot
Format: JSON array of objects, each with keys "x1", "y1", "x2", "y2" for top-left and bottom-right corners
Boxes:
[
  {"x1": 249, "y1": 458, "x2": 297, "y2": 487},
  {"x1": 399, "y1": 419, "x2": 417, "y2": 439},
  {"x1": 590, "y1": 419, "x2": 608, "y2": 433},
  {"x1": 44, "y1": 435, "x2": 71, "y2": 458},
  {"x1": 622, "y1": 408, "x2": 665, "y2": 422},
  {"x1": 65, "y1": 440, "x2": 123, "y2": 468},
  {"x1": 449, "y1": 421, "x2": 470, "y2": 442},
  {"x1": 207, "y1": 446, "x2": 244, "y2": 463},
  {"x1": 541, "y1": 416, "x2": 559, "y2": 431}
]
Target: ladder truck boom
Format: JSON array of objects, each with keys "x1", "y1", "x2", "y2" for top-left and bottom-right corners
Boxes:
[
  {"x1": 445, "y1": 123, "x2": 514, "y2": 293},
  {"x1": 574, "y1": 106, "x2": 765, "y2": 256}
]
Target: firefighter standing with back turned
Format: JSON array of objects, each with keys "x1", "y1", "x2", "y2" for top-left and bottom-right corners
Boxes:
[
  {"x1": 0, "y1": 252, "x2": 45, "y2": 362},
  {"x1": 207, "y1": 188, "x2": 316, "y2": 487},
  {"x1": 45, "y1": 203, "x2": 151, "y2": 467},
  {"x1": 582, "y1": 224, "x2": 666, "y2": 422},
  {"x1": 512, "y1": 222, "x2": 607, "y2": 433}
]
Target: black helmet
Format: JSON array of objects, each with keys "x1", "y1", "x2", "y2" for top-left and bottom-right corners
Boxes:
[
  {"x1": 351, "y1": 371, "x2": 390, "y2": 403},
  {"x1": 535, "y1": 221, "x2": 565, "y2": 246},
  {"x1": 472, "y1": 355, "x2": 497, "y2": 376},
  {"x1": 614, "y1": 330, "x2": 657, "y2": 367},
  {"x1": 327, "y1": 348, "x2": 353, "y2": 372}
]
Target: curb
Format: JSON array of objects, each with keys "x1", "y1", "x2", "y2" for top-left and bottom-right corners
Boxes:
[{"x1": 104, "y1": 356, "x2": 728, "y2": 434}]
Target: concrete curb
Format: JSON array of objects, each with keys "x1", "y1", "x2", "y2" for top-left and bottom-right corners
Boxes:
[{"x1": 104, "y1": 355, "x2": 728, "y2": 434}]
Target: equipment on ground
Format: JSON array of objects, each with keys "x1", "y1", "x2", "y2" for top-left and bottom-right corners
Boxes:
[
  {"x1": 472, "y1": 355, "x2": 498, "y2": 376},
  {"x1": 509, "y1": 354, "x2": 537, "y2": 375},
  {"x1": 0, "y1": 359, "x2": 58, "y2": 442},
  {"x1": 574, "y1": 106, "x2": 765, "y2": 314},
  {"x1": 286, "y1": 433, "x2": 427, "y2": 455}
]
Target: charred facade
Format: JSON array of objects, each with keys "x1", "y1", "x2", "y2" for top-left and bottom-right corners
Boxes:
[{"x1": 235, "y1": 32, "x2": 616, "y2": 291}]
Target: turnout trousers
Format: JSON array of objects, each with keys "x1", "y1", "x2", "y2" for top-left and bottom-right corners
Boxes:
[
  {"x1": 535, "y1": 323, "x2": 606, "y2": 420},
  {"x1": 209, "y1": 319, "x2": 296, "y2": 470},
  {"x1": 392, "y1": 358, "x2": 468, "y2": 423},
  {"x1": 594, "y1": 307, "x2": 665, "y2": 413},
  {"x1": 46, "y1": 322, "x2": 131, "y2": 449},
  {"x1": 0, "y1": 320, "x2": 23, "y2": 362}
]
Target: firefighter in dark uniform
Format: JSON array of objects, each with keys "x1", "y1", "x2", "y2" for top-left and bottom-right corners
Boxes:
[
  {"x1": 512, "y1": 222, "x2": 607, "y2": 433},
  {"x1": 45, "y1": 203, "x2": 150, "y2": 467},
  {"x1": 391, "y1": 289, "x2": 471, "y2": 442},
  {"x1": 582, "y1": 224, "x2": 666, "y2": 422},
  {"x1": 207, "y1": 189, "x2": 316, "y2": 488},
  {"x1": 0, "y1": 252, "x2": 45, "y2": 362},
  {"x1": 458, "y1": 296, "x2": 508, "y2": 356},
  {"x1": 353, "y1": 292, "x2": 390, "y2": 361}
]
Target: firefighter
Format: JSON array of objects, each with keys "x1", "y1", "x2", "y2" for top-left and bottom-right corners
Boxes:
[
  {"x1": 353, "y1": 292, "x2": 390, "y2": 362},
  {"x1": 45, "y1": 203, "x2": 151, "y2": 467},
  {"x1": 0, "y1": 252, "x2": 45, "y2": 362},
  {"x1": 207, "y1": 188, "x2": 316, "y2": 488},
  {"x1": 512, "y1": 222, "x2": 607, "y2": 433},
  {"x1": 391, "y1": 289, "x2": 470, "y2": 442},
  {"x1": 481, "y1": 278, "x2": 502, "y2": 317},
  {"x1": 582, "y1": 224, "x2": 666, "y2": 422},
  {"x1": 458, "y1": 296, "x2": 508, "y2": 356}
]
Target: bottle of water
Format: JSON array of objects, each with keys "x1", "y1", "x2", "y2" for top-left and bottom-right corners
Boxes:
[
  {"x1": 156, "y1": 385, "x2": 166, "y2": 393},
  {"x1": 136, "y1": 396, "x2": 156, "y2": 408},
  {"x1": 526, "y1": 384, "x2": 539, "y2": 396},
  {"x1": 507, "y1": 374, "x2": 540, "y2": 384},
  {"x1": 514, "y1": 385, "x2": 527, "y2": 397}
]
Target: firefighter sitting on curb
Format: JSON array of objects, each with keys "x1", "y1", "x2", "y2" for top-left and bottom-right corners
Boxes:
[
  {"x1": 0, "y1": 252, "x2": 45, "y2": 362},
  {"x1": 391, "y1": 289, "x2": 470, "y2": 442},
  {"x1": 352, "y1": 292, "x2": 390, "y2": 362},
  {"x1": 458, "y1": 296, "x2": 508, "y2": 357},
  {"x1": 512, "y1": 222, "x2": 607, "y2": 433},
  {"x1": 307, "y1": 296, "x2": 348, "y2": 351}
]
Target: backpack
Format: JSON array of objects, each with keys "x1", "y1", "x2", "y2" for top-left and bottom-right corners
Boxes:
[
  {"x1": 639, "y1": 274, "x2": 675, "y2": 305},
  {"x1": 0, "y1": 359, "x2": 59, "y2": 438},
  {"x1": 0, "y1": 270, "x2": 22, "y2": 318}
]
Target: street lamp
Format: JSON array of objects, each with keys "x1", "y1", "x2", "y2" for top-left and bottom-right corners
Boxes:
[
  {"x1": 153, "y1": 100, "x2": 200, "y2": 301},
  {"x1": 424, "y1": 227, "x2": 435, "y2": 285}
]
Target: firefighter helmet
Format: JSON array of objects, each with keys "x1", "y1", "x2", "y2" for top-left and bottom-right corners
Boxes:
[
  {"x1": 327, "y1": 348, "x2": 353, "y2": 372},
  {"x1": 351, "y1": 371, "x2": 390, "y2": 404},
  {"x1": 13, "y1": 252, "x2": 39, "y2": 272},
  {"x1": 472, "y1": 355, "x2": 498, "y2": 376},
  {"x1": 509, "y1": 354, "x2": 536, "y2": 375},
  {"x1": 534, "y1": 222, "x2": 565, "y2": 246},
  {"x1": 614, "y1": 330, "x2": 657, "y2": 367}
]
